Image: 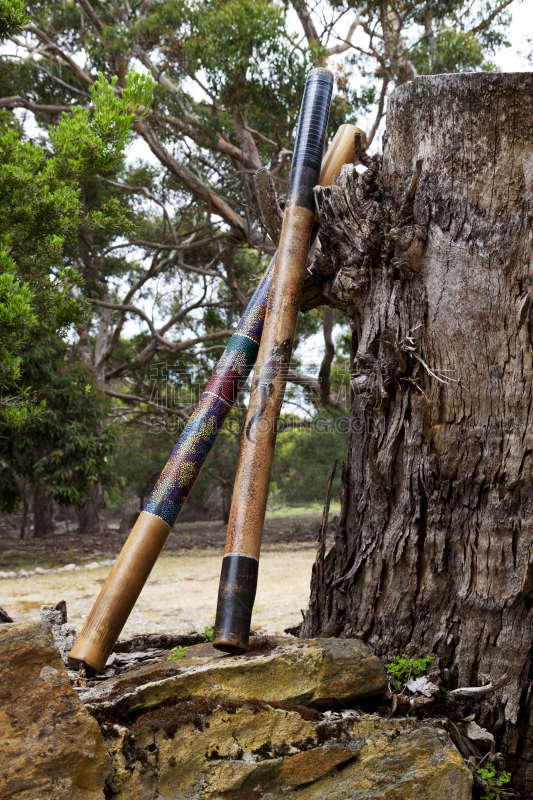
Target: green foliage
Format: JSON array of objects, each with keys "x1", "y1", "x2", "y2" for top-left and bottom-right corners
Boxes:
[
  {"x1": 181, "y1": 0, "x2": 311, "y2": 114},
  {"x1": 0, "y1": 0, "x2": 30, "y2": 37},
  {"x1": 110, "y1": 423, "x2": 178, "y2": 510},
  {"x1": 0, "y1": 69, "x2": 154, "y2": 425},
  {"x1": 412, "y1": 27, "x2": 497, "y2": 75},
  {"x1": 168, "y1": 645, "x2": 188, "y2": 660},
  {"x1": 50, "y1": 72, "x2": 155, "y2": 179},
  {"x1": 0, "y1": 339, "x2": 118, "y2": 511},
  {"x1": 386, "y1": 653, "x2": 434, "y2": 690},
  {"x1": 271, "y1": 418, "x2": 347, "y2": 505},
  {"x1": 203, "y1": 625, "x2": 214, "y2": 642},
  {"x1": 477, "y1": 763, "x2": 511, "y2": 799}
]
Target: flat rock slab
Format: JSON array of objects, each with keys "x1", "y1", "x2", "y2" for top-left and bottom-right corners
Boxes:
[
  {"x1": 0, "y1": 621, "x2": 110, "y2": 800},
  {"x1": 103, "y1": 703, "x2": 473, "y2": 799},
  {"x1": 80, "y1": 637, "x2": 388, "y2": 722}
]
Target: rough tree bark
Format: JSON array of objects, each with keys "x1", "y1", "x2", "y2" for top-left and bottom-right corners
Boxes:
[
  {"x1": 75, "y1": 483, "x2": 108, "y2": 535},
  {"x1": 32, "y1": 483, "x2": 54, "y2": 538},
  {"x1": 301, "y1": 73, "x2": 533, "y2": 795}
]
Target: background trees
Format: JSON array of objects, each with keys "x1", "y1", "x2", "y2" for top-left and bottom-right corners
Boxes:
[{"x1": 0, "y1": 0, "x2": 521, "y2": 532}]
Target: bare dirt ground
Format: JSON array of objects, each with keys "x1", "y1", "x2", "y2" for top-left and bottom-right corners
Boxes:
[{"x1": 0, "y1": 506, "x2": 339, "y2": 639}]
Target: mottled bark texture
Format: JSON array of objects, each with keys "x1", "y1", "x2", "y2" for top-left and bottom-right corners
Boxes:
[
  {"x1": 75, "y1": 482, "x2": 108, "y2": 535},
  {"x1": 301, "y1": 73, "x2": 533, "y2": 795},
  {"x1": 32, "y1": 482, "x2": 54, "y2": 538}
]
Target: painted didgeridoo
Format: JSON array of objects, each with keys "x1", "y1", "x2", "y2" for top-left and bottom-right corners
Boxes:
[
  {"x1": 212, "y1": 67, "x2": 335, "y2": 654},
  {"x1": 68, "y1": 117, "x2": 360, "y2": 675}
]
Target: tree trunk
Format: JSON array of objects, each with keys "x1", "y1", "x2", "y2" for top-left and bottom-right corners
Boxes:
[
  {"x1": 32, "y1": 483, "x2": 54, "y2": 538},
  {"x1": 220, "y1": 470, "x2": 235, "y2": 524},
  {"x1": 302, "y1": 73, "x2": 533, "y2": 795},
  {"x1": 19, "y1": 495, "x2": 28, "y2": 539},
  {"x1": 75, "y1": 482, "x2": 108, "y2": 535}
]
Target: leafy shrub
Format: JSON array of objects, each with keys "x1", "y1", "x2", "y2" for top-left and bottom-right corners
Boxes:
[
  {"x1": 168, "y1": 645, "x2": 188, "y2": 660},
  {"x1": 477, "y1": 763, "x2": 511, "y2": 799},
  {"x1": 386, "y1": 653, "x2": 433, "y2": 689}
]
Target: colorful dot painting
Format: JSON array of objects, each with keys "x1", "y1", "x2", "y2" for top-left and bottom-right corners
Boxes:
[{"x1": 143, "y1": 258, "x2": 275, "y2": 529}]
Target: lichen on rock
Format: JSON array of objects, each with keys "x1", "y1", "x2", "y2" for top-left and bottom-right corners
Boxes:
[
  {"x1": 80, "y1": 637, "x2": 388, "y2": 722},
  {"x1": 0, "y1": 621, "x2": 110, "y2": 800},
  {"x1": 101, "y1": 703, "x2": 472, "y2": 799}
]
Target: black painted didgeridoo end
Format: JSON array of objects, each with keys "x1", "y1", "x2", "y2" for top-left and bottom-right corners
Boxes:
[{"x1": 212, "y1": 554, "x2": 258, "y2": 653}]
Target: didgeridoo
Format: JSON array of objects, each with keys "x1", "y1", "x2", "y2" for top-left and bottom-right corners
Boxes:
[
  {"x1": 212, "y1": 67, "x2": 335, "y2": 654},
  {"x1": 68, "y1": 116, "x2": 362, "y2": 675}
]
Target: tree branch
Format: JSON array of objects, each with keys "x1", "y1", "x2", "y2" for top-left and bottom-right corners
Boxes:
[
  {"x1": 134, "y1": 119, "x2": 272, "y2": 252},
  {"x1": 0, "y1": 96, "x2": 75, "y2": 114},
  {"x1": 327, "y1": 7, "x2": 369, "y2": 56},
  {"x1": 287, "y1": 366, "x2": 345, "y2": 411},
  {"x1": 366, "y1": 75, "x2": 390, "y2": 149},
  {"x1": 255, "y1": 168, "x2": 284, "y2": 247},
  {"x1": 74, "y1": 0, "x2": 103, "y2": 34},
  {"x1": 292, "y1": 0, "x2": 321, "y2": 45},
  {"x1": 470, "y1": 0, "x2": 515, "y2": 35},
  {"x1": 104, "y1": 390, "x2": 188, "y2": 420},
  {"x1": 104, "y1": 329, "x2": 234, "y2": 380}
]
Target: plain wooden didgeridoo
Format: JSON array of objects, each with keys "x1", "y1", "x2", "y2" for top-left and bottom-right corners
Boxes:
[
  {"x1": 212, "y1": 67, "x2": 337, "y2": 654},
  {"x1": 67, "y1": 119, "x2": 364, "y2": 675}
]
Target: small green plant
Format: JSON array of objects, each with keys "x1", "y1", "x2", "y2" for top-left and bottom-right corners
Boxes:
[
  {"x1": 168, "y1": 645, "x2": 188, "y2": 660},
  {"x1": 203, "y1": 625, "x2": 214, "y2": 642},
  {"x1": 477, "y1": 763, "x2": 511, "y2": 799},
  {"x1": 386, "y1": 653, "x2": 433, "y2": 689}
]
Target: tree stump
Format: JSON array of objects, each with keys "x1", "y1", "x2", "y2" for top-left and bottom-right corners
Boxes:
[{"x1": 302, "y1": 72, "x2": 533, "y2": 794}]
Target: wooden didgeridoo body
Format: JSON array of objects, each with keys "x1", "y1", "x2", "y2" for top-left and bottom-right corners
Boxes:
[
  {"x1": 67, "y1": 119, "x2": 362, "y2": 675},
  {"x1": 212, "y1": 67, "x2": 335, "y2": 653}
]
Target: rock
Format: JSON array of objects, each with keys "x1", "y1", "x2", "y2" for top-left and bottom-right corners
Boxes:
[
  {"x1": 81, "y1": 637, "x2": 388, "y2": 721},
  {"x1": 0, "y1": 606, "x2": 14, "y2": 623},
  {"x1": 459, "y1": 720, "x2": 495, "y2": 746},
  {"x1": 51, "y1": 622, "x2": 79, "y2": 665},
  {"x1": 101, "y1": 703, "x2": 473, "y2": 799},
  {"x1": 405, "y1": 675, "x2": 440, "y2": 697},
  {"x1": 40, "y1": 601, "x2": 78, "y2": 665},
  {"x1": 0, "y1": 621, "x2": 111, "y2": 799},
  {"x1": 41, "y1": 600, "x2": 68, "y2": 627}
]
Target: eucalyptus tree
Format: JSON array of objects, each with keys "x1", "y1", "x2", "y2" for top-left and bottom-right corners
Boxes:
[
  {"x1": 1, "y1": 0, "x2": 513, "y2": 404},
  {"x1": 0, "y1": 0, "x2": 517, "y2": 528}
]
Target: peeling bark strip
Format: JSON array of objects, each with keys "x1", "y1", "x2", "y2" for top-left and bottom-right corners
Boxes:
[{"x1": 301, "y1": 73, "x2": 533, "y2": 796}]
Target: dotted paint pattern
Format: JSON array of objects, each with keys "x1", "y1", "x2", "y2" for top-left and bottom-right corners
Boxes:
[{"x1": 144, "y1": 259, "x2": 275, "y2": 528}]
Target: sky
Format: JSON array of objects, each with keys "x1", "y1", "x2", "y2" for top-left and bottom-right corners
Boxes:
[{"x1": 496, "y1": 0, "x2": 533, "y2": 71}]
